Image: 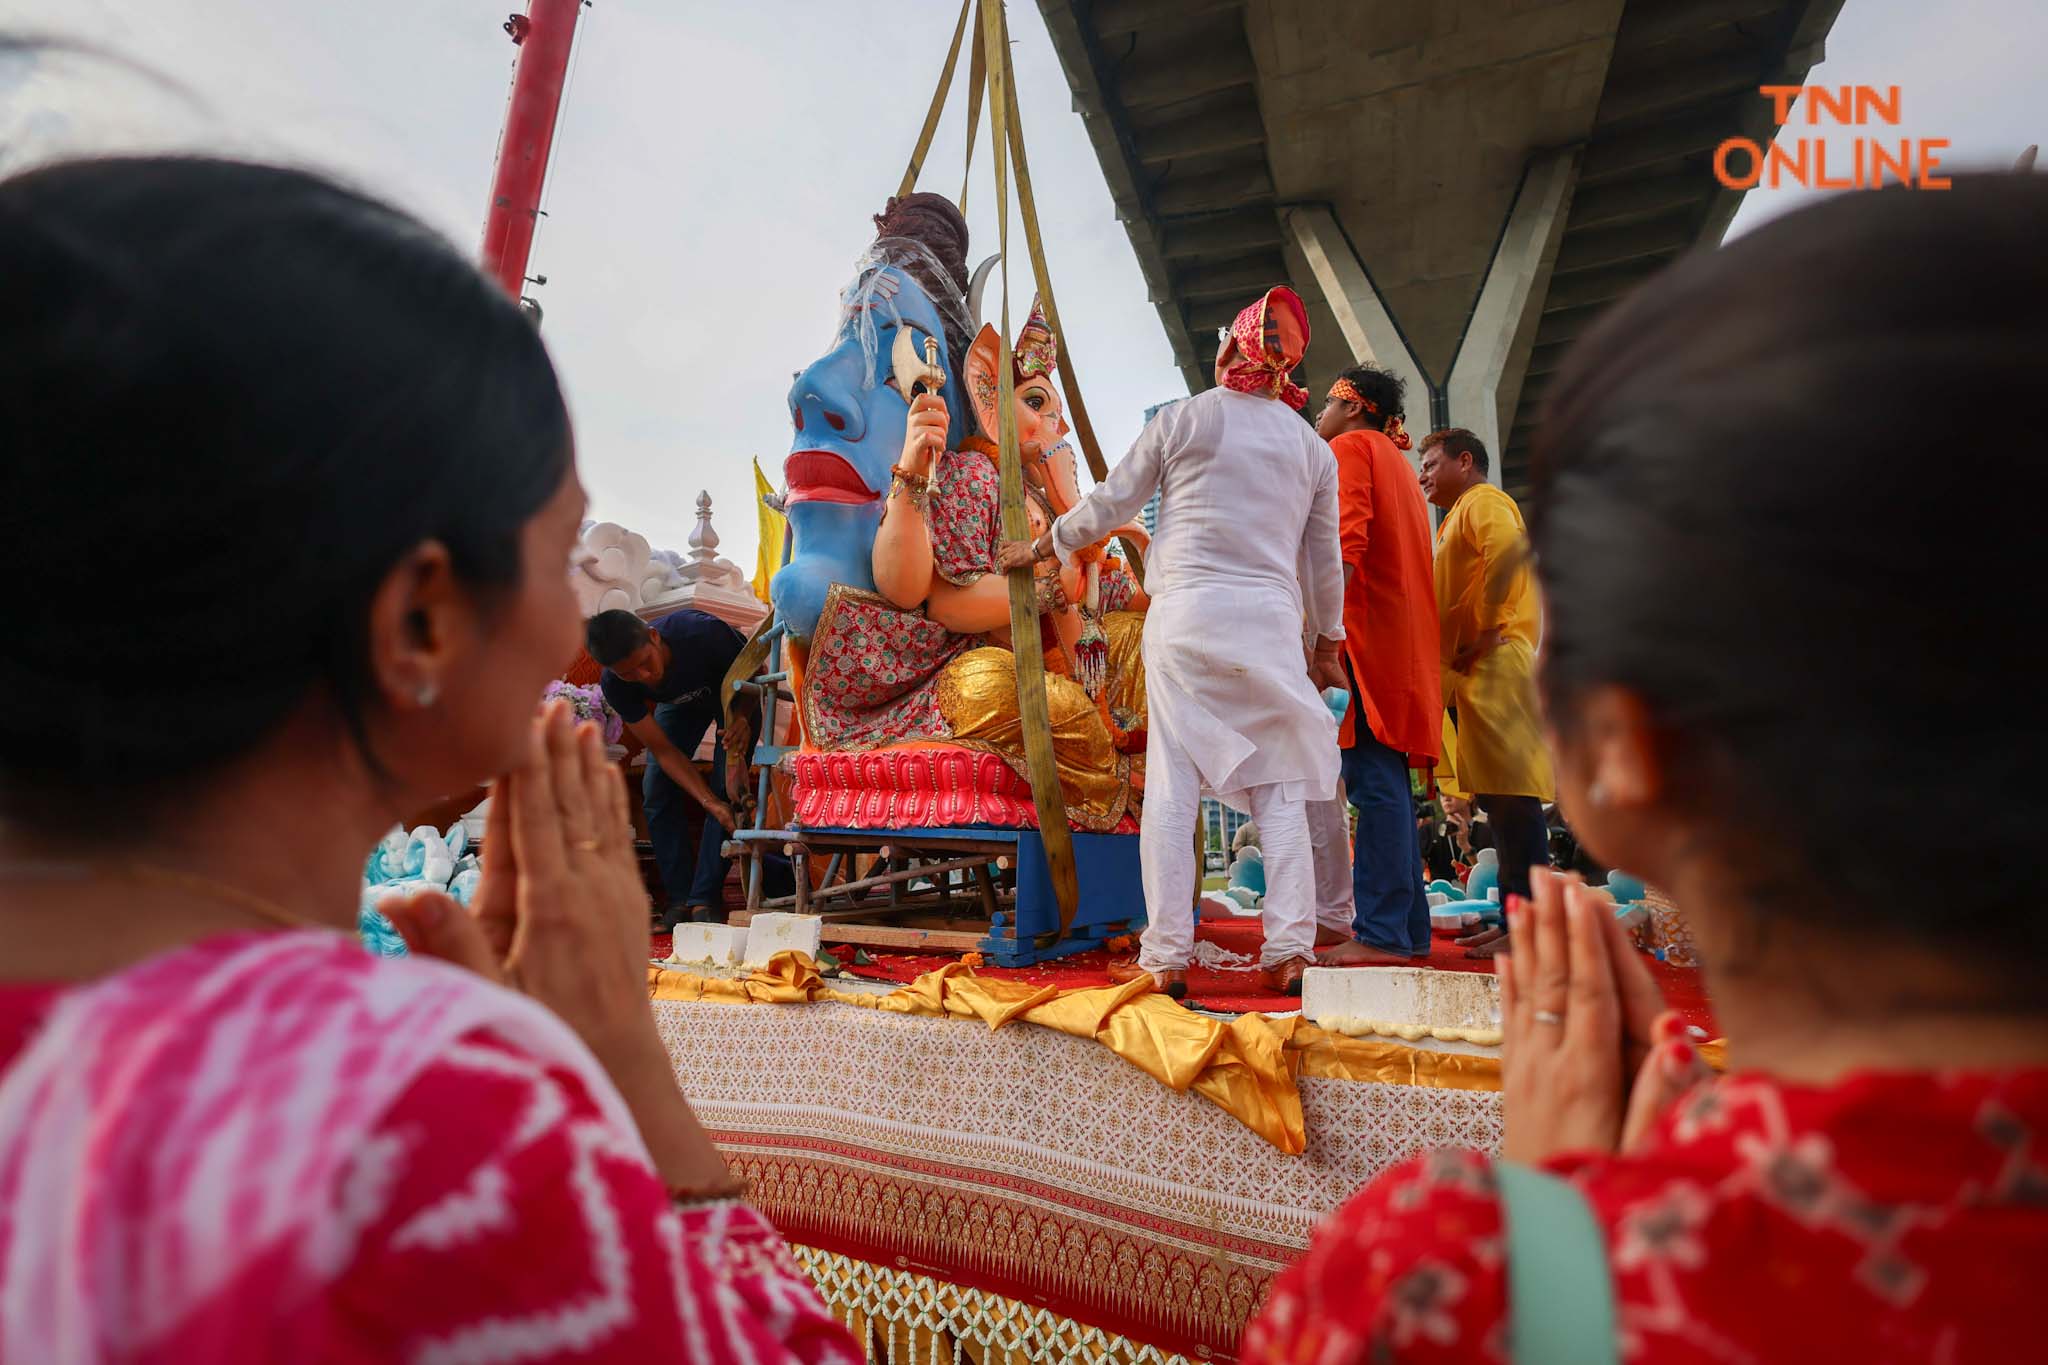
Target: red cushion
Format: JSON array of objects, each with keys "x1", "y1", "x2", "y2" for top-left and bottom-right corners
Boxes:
[{"x1": 791, "y1": 746, "x2": 1136, "y2": 832}]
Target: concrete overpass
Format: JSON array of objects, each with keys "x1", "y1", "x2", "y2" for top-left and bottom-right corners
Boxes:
[{"x1": 1035, "y1": 0, "x2": 1845, "y2": 492}]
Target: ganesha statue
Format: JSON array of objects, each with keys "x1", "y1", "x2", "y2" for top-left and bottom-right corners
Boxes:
[{"x1": 772, "y1": 192, "x2": 1149, "y2": 830}]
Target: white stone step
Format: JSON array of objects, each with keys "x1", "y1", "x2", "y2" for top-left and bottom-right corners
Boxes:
[
  {"x1": 743, "y1": 912, "x2": 824, "y2": 968},
  {"x1": 1300, "y1": 966, "x2": 1503, "y2": 1048},
  {"x1": 665, "y1": 922, "x2": 749, "y2": 969}
]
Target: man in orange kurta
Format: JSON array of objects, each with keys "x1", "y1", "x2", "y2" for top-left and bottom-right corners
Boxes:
[{"x1": 1306, "y1": 368, "x2": 1443, "y2": 963}]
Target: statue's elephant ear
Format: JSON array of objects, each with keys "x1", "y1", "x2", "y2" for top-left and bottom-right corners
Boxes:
[{"x1": 965, "y1": 323, "x2": 1007, "y2": 443}]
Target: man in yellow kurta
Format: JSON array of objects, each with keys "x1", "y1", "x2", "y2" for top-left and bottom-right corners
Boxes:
[{"x1": 1419, "y1": 428, "x2": 1553, "y2": 955}]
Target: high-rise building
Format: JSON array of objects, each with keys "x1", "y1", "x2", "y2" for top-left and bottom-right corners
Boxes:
[{"x1": 1202, "y1": 799, "x2": 1249, "y2": 853}]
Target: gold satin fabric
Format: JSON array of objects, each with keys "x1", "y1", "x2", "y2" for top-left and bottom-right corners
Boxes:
[
  {"x1": 1102, "y1": 609, "x2": 1146, "y2": 724},
  {"x1": 649, "y1": 954, "x2": 1505, "y2": 1153},
  {"x1": 936, "y1": 646, "x2": 1132, "y2": 828}
]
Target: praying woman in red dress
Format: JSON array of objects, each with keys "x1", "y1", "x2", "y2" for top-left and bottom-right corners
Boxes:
[{"x1": 1242, "y1": 175, "x2": 2048, "y2": 1364}]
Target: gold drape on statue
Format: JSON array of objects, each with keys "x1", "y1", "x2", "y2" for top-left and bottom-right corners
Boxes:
[
  {"x1": 1103, "y1": 608, "x2": 1146, "y2": 721},
  {"x1": 649, "y1": 953, "x2": 1504, "y2": 1153},
  {"x1": 936, "y1": 646, "x2": 1132, "y2": 828}
]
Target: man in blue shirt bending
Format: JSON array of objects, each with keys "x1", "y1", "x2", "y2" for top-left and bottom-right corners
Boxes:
[{"x1": 587, "y1": 608, "x2": 754, "y2": 929}]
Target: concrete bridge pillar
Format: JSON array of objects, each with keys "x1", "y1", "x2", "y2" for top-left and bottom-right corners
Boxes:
[
  {"x1": 1286, "y1": 147, "x2": 1579, "y2": 486},
  {"x1": 1284, "y1": 204, "x2": 1434, "y2": 446},
  {"x1": 1446, "y1": 148, "x2": 1580, "y2": 475}
]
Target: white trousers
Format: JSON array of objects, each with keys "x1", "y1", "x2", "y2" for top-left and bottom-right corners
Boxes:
[
  {"x1": 1306, "y1": 794, "x2": 1357, "y2": 939},
  {"x1": 1138, "y1": 716, "x2": 1320, "y2": 971}
]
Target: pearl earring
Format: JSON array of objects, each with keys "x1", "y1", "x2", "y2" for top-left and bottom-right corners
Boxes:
[
  {"x1": 416, "y1": 683, "x2": 439, "y2": 708},
  {"x1": 1587, "y1": 780, "x2": 1608, "y2": 806}
]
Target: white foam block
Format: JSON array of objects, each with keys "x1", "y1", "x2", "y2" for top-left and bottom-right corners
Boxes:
[
  {"x1": 665, "y1": 923, "x2": 749, "y2": 968},
  {"x1": 1301, "y1": 966, "x2": 1502, "y2": 1040},
  {"x1": 743, "y1": 912, "x2": 824, "y2": 967}
]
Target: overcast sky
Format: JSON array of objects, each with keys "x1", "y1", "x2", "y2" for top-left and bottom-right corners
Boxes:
[{"x1": 3, "y1": 1, "x2": 2039, "y2": 575}]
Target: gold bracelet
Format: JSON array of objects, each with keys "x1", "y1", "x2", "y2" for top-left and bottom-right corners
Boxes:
[{"x1": 888, "y1": 476, "x2": 930, "y2": 512}]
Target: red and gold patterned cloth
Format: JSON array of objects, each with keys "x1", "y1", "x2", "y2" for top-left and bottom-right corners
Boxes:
[
  {"x1": 1222, "y1": 285, "x2": 1311, "y2": 411},
  {"x1": 1242, "y1": 1068, "x2": 2048, "y2": 1364}
]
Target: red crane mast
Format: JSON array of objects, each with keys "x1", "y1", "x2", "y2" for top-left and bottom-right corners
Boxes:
[{"x1": 479, "y1": 0, "x2": 584, "y2": 302}]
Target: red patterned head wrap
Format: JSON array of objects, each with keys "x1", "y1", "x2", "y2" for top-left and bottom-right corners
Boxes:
[{"x1": 1220, "y1": 285, "x2": 1310, "y2": 410}]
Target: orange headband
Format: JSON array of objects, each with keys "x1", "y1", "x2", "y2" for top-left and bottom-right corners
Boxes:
[
  {"x1": 1328, "y1": 377, "x2": 1371, "y2": 411},
  {"x1": 1327, "y1": 379, "x2": 1413, "y2": 450}
]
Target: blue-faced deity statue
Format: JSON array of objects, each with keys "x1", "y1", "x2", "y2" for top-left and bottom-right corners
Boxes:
[{"x1": 774, "y1": 194, "x2": 982, "y2": 641}]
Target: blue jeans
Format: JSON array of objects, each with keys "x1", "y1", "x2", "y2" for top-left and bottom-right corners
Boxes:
[
  {"x1": 643, "y1": 702, "x2": 731, "y2": 915},
  {"x1": 1341, "y1": 730, "x2": 1431, "y2": 956}
]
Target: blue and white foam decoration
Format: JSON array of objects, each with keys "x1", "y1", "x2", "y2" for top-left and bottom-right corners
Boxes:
[{"x1": 357, "y1": 821, "x2": 478, "y2": 956}]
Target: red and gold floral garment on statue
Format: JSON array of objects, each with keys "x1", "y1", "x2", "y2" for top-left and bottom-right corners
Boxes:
[
  {"x1": 801, "y1": 440, "x2": 1143, "y2": 830},
  {"x1": 1241, "y1": 1070, "x2": 2045, "y2": 1364},
  {"x1": 0, "y1": 932, "x2": 860, "y2": 1364}
]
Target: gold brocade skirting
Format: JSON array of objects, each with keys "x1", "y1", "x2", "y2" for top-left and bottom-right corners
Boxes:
[
  {"x1": 652, "y1": 985, "x2": 1504, "y2": 1359},
  {"x1": 649, "y1": 954, "x2": 1500, "y2": 1154},
  {"x1": 795, "y1": 1246, "x2": 1198, "y2": 1364}
]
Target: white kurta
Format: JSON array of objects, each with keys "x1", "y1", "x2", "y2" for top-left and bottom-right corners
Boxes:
[
  {"x1": 1052, "y1": 389, "x2": 1346, "y2": 971},
  {"x1": 1052, "y1": 388, "x2": 1346, "y2": 808}
]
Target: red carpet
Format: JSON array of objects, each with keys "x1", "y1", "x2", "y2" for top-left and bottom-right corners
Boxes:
[{"x1": 650, "y1": 915, "x2": 1716, "y2": 1036}]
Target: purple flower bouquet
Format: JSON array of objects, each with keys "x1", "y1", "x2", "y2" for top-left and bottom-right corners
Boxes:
[{"x1": 543, "y1": 680, "x2": 623, "y2": 746}]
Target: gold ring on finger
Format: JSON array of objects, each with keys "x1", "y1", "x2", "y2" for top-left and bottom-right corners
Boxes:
[{"x1": 574, "y1": 838, "x2": 601, "y2": 853}]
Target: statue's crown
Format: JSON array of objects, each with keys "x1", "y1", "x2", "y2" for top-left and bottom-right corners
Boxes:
[{"x1": 1013, "y1": 297, "x2": 1058, "y2": 382}]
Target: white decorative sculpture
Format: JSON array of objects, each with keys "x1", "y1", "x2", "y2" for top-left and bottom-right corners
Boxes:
[
  {"x1": 570, "y1": 521, "x2": 678, "y2": 617},
  {"x1": 570, "y1": 495, "x2": 781, "y2": 759},
  {"x1": 569, "y1": 492, "x2": 769, "y2": 636}
]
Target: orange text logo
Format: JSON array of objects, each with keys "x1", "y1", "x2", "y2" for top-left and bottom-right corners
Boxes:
[{"x1": 1714, "y1": 86, "x2": 1951, "y2": 190}]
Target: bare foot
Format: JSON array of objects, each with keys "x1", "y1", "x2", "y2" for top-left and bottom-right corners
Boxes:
[
  {"x1": 1457, "y1": 925, "x2": 1510, "y2": 959},
  {"x1": 1318, "y1": 940, "x2": 1412, "y2": 967},
  {"x1": 1315, "y1": 924, "x2": 1351, "y2": 948}
]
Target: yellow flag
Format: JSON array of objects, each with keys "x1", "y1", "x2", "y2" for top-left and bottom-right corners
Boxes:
[{"x1": 751, "y1": 458, "x2": 788, "y2": 605}]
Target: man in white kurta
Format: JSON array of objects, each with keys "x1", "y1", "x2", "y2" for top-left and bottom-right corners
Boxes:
[{"x1": 1003, "y1": 287, "x2": 1345, "y2": 996}]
